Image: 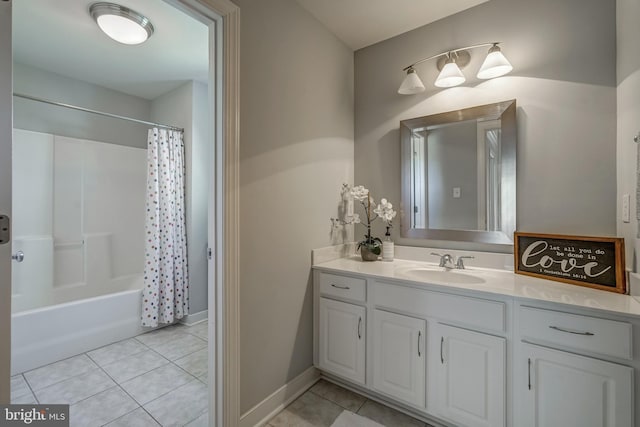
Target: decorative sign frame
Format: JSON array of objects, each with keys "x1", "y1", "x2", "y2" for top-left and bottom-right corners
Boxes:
[{"x1": 514, "y1": 232, "x2": 626, "y2": 294}]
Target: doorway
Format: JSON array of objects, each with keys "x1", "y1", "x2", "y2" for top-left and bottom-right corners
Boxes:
[{"x1": 0, "y1": 2, "x2": 240, "y2": 426}]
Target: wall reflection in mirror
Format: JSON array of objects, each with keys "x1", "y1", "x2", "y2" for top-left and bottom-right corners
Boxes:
[{"x1": 401, "y1": 100, "x2": 516, "y2": 245}]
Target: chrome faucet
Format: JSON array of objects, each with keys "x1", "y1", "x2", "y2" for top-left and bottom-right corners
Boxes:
[
  {"x1": 431, "y1": 252, "x2": 455, "y2": 269},
  {"x1": 455, "y1": 255, "x2": 475, "y2": 269}
]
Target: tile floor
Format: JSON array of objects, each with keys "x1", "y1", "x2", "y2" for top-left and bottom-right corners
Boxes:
[
  {"x1": 268, "y1": 379, "x2": 434, "y2": 427},
  {"x1": 10, "y1": 322, "x2": 209, "y2": 427},
  {"x1": 12, "y1": 323, "x2": 432, "y2": 427}
]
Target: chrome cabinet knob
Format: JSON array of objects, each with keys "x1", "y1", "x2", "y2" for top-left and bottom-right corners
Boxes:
[{"x1": 11, "y1": 251, "x2": 24, "y2": 262}]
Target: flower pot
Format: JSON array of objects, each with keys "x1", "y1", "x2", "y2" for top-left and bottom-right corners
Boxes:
[{"x1": 360, "y1": 246, "x2": 379, "y2": 262}]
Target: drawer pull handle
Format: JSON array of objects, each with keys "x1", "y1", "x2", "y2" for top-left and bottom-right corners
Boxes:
[
  {"x1": 358, "y1": 317, "x2": 362, "y2": 340},
  {"x1": 549, "y1": 325, "x2": 594, "y2": 336},
  {"x1": 418, "y1": 331, "x2": 422, "y2": 357},
  {"x1": 331, "y1": 284, "x2": 350, "y2": 290},
  {"x1": 528, "y1": 358, "x2": 532, "y2": 390},
  {"x1": 440, "y1": 336, "x2": 444, "y2": 364}
]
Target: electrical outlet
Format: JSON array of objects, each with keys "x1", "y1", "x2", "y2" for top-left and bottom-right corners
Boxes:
[
  {"x1": 622, "y1": 194, "x2": 630, "y2": 223},
  {"x1": 453, "y1": 187, "x2": 461, "y2": 198}
]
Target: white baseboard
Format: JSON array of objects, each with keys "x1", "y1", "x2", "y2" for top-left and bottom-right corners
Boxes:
[
  {"x1": 240, "y1": 366, "x2": 320, "y2": 427},
  {"x1": 181, "y1": 309, "x2": 208, "y2": 325}
]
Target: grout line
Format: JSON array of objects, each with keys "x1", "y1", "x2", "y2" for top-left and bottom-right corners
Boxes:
[
  {"x1": 93, "y1": 362, "x2": 158, "y2": 426},
  {"x1": 22, "y1": 353, "x2": 98, "y2": 392},
  {"x1": 15, "y1": 373, "x2": 40, "y2": 404},
  {"x1": 355, "y1": 398, "x2": 368, "y2": 414},
  {"x1": 67, "y1": 384, "x2": 120, "y2": 408}
]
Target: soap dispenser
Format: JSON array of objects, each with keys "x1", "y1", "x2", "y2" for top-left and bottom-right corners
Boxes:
[{"x1": 382, "y1": 226, "x2": 394, "y2": 262}]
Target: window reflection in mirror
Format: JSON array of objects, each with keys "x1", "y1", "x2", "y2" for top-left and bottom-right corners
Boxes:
[{"x1": 401, "y1": 100, "x2": 516, "y2": 245}]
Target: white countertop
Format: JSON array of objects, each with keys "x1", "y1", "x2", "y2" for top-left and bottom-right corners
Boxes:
[{"x1": 313, "y1": 256, "x2": 640, "y2": 318}]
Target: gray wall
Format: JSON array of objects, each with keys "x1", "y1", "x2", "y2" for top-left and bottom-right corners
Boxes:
[
  {"x1": 14, "y1": 63, "x2": 151, "y2": 147},
  {"x1": 234, "y1": 0, "x2": 354, "y2": 414},
  {"x1": 617, "y1": 0, "x2": 640, "y2": 270},
  {"x1": 427, "y1": 121, "x2": 478, "y2": 230},
  {"x1": 151, "y1": 81, "x2": 210, "y2": 315},
  {"x1": 355, "y1": 0, "x2": 617, "y2": 253}
]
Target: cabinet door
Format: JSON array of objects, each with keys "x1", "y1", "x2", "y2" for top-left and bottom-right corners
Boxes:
[
  {"x1": 372, "y1": 309, "x2": 426, "y2": 408},
  {"x1": 318, "y1": 297, "x2": 366, "y2": 384},
  {"x1": 435, "y1": 323, "x2": 505, "y2": 427},
  {"x1": 520, "y1": 343, "x2": 633, "y2": 427}
]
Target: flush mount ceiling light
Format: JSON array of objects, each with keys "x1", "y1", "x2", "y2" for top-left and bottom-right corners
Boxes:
[
  {"x1": 90, "y1": 2, "x2": 154, "y2": 45},
  {"x1": 398, "y1": 42, "x2": 513, "y2": 94}
]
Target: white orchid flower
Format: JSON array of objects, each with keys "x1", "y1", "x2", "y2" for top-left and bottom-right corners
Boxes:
[{"x1": 349, "y1": 185, "x2": 370, "y2": 201}]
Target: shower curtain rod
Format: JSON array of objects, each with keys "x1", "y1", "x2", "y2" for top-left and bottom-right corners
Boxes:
[{"x1": 13, "y1": 93, "x2": 184, "y2": 132}]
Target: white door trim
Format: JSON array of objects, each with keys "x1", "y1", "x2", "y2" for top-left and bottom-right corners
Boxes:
[
  {"x1": 189, "y1": 1, "x2": 241, "y2": 426},
  {"x1": 0, "y1": 0, "x2": 12, "y2": 405}
]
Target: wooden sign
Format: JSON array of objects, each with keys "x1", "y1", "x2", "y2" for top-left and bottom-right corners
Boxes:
[{"x1": 514, "y1": 232, "x2": 626, "y2": 294}]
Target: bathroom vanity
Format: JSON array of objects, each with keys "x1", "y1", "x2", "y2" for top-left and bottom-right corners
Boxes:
[{"x1": 312, "y1": 254, "x2": 640, "y2": 427}]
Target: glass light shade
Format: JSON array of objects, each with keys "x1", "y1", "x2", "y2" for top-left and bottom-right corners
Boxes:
[
  {"x1": 434, "y1": 60, "x2": 465, "y2": 88},
  {"x1": 96, "y1": 14, "x2": 149, "y2": 44},
  {"x1": 477, "y1": 46, "x2": 513, "y2": 79},
  {"x1": 398, "y1": 69, "x2": 425, "y2": 95}
]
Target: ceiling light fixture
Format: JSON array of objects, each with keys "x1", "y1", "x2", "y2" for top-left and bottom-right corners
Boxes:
[
  {"x1": 398, "y1": 42, "x2": 513, "y2": 94},
  {"x1": 90, "y1": 2, "x2": 154, "y2": 45}
]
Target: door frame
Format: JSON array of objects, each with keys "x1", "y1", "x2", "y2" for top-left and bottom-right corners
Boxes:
[
  {"x1": 0, "y1": 1, "x2": 241, "y2": 425},
  {"x1": 0, "y1": 0, "x2": 12, "y2": 406},
  {"x1": 174, "y1": 1, "x2": 240, "y2": 425}
]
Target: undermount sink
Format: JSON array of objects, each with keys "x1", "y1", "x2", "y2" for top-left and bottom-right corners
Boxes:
[{"x1": 400, "y1": 268, "x2": 486, "y2": 285}]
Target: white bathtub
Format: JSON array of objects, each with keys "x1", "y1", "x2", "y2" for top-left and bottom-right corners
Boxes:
[{"x1": 11, "y1": 278, "x2": 147, "y2": 375}]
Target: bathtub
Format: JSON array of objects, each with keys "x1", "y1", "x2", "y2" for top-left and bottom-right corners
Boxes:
[{"x1": 11, "y1": 276, "x2": 147, "y2": 375}]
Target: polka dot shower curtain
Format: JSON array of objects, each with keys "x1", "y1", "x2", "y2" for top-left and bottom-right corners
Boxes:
[{"x1": 142, "y1": 128, "x2": 189, "y2": 327}]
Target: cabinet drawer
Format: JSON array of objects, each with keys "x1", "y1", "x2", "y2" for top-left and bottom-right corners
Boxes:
[
  {"x1": 372, "y1": 282, "x2": 505, "y2": 334},
  {"x1": 319, "y1": 272, "x2": 366, "y2": 302},
  {"x1": 519, "y1": 306, "x2": 632, "y2": 360}
]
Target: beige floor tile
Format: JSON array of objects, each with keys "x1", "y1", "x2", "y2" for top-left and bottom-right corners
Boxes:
[
  {"x1": 34, "y1": 369, "x2": 115, "y2": 405},
  {"x1": 105, "y1": 407, "x2": 160, "y2": 427},
  {"x1": 69, "y1": 387, "x2": 138, "y2": 427},
  {"x1": 357, "y1": 400, "x2": 425, "y2": 427},
  {"x1": 174, "y1": 348, "x2": 207, "y2": 378},
  {"x1": 149, "y1": 334, "x2": 207, "y2": 361},
  {"x1": 24, "y1": 354, "x2": 97, "y2": 391},
  {"x1": 310, "y1": 380, "x2": 366, "y2": 412},
  {"x1": 87, "y1": 338, "x2": 148, "y2": 367},
  {"x1": 143, "y1": 380, "x2": 208, "y2": 426},
  {"x1": 101, "y1": 349, "x2": 169, "y2": 383},
  {"x1": 269, "y1": 391, "x2": 344, "y2": 427},
  {"x1": 120, "y1": 364, "x2": 194, "y2": 405}
]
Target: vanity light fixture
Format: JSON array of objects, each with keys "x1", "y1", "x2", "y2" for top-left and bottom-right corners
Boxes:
[
  {"x1": 90, "y1": 2, "x2": 154, "y2": 45},
  {"x1": 398, "y1": 42, "x2": 513, "y2": 94}
]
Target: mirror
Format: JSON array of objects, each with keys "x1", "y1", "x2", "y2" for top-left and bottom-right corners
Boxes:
[{"x1": 400, "y1": 100, "x2": 516, "y2": 245}]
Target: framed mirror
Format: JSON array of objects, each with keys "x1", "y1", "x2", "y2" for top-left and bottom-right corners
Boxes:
[{"x1": 400, "y1": 100, "x2": 516, "y2": 245}]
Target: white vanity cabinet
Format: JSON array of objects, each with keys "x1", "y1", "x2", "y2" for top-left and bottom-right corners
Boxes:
[
  {"x1": 515, "y1": 305, "x2": 635, "y2": 427},
  {"x1": 519, "y1": 343, "x2": 633, "y2": 427},
  {"x1": 372, "y1": 309, "x2": 426, "y2": 408},
  {"x1": 316, "y1": 272, "x2": 367, "y2": 385},
  {"x1": 313, "y1": 264, "x2": 640, "y2": 427},
  {"x1": 434, "y1": 323, "x2": 506, "y2": 427},
  {"x1": 318, "y1": 297, "x2": 366, "y2": 385}
]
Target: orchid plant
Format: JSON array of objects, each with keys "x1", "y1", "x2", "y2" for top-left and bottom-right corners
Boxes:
[{"x1": 334, "y1": 184, "x2": 397, "y2": 256}]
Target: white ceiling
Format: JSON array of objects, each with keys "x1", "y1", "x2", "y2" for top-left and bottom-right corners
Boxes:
[
  {"x1": 13, "y1": 0, "x2": 209, "y2": 100},
  {"x1": 295, "y1": 0, "x2": 490, "y2": 50},
  {"x1": 13, "y1": 0, "x2": 488, "y2": 100}
]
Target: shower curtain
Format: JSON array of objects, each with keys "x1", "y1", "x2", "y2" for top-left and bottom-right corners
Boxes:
[{"x1": 142, "y1": 128, "x2": 189, "y2": 327}]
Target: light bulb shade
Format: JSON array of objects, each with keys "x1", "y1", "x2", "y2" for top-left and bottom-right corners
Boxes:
[
  {"x1": 477, "y1": 45, "x2": 513, "y2": 79},
  {"x1": 398, "y1": 68, "x2": 425, "y2": 95},
  {"x1": 90, "y1": 3, "x2": 154, "y2": 45},
  {"x1": 435, "y1": 60, "x2": 465, "y2": 88}
]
